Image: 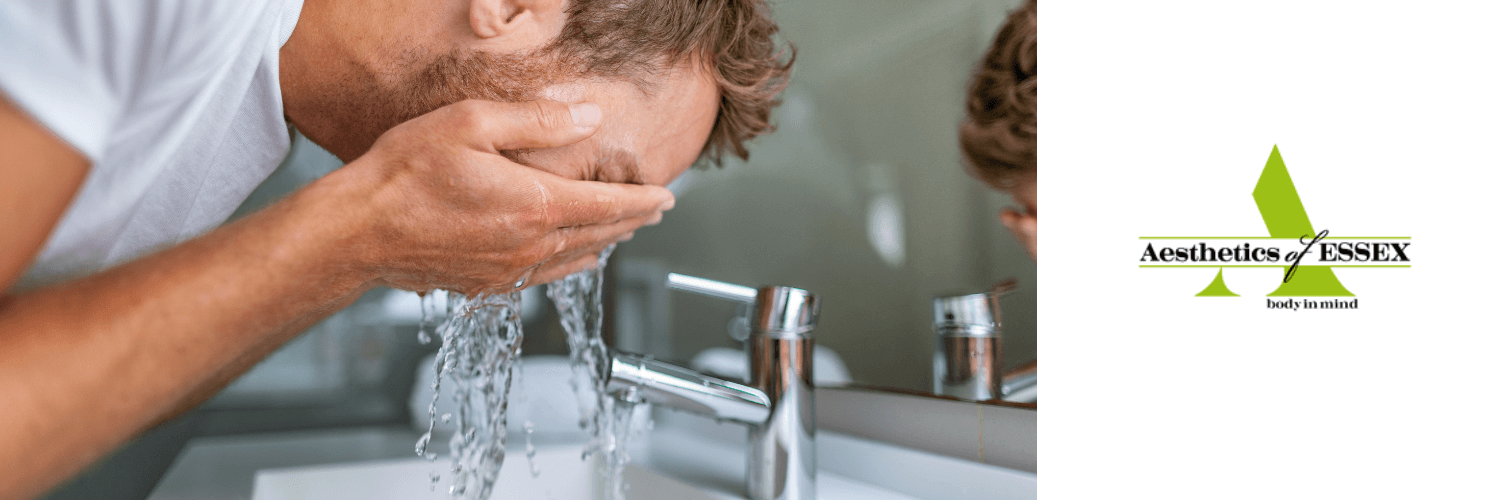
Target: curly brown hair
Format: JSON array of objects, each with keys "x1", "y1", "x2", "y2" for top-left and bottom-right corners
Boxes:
[
  {"x1": 551, "y1": 0, "x2": 795, "y2": 166},
  {"x1": 962, "y1": 0, "x2": 1036, "y2": 189}
]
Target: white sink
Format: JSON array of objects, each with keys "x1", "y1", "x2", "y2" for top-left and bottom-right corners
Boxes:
[
  {"x1": 247, "y1": 444, "x2": 915, "y2": 500},
  {"x1": 251, "y1": 444, "x2": 730, "y2": 500},
  {"x1": 249, "y1": 429, "x2": 1033, "y2": 500}
]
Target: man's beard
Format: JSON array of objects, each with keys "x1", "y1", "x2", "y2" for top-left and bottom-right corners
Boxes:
[
  {"x1": 393, "y1": 49, "x2": 563, "y2": 125},
  {"x1": 307, "y1": 49, "x2": 566, "y2": 162}
]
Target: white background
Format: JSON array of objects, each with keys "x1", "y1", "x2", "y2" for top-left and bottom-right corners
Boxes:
[{"x1": 1044, "y1": 1, "x2": 1500, "y2": 497}]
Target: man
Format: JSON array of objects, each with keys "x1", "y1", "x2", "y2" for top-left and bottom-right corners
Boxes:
[
  {"x1": 962, "y1": 0, "x2": 1037, "y2": 260},
  {"x1": 962, "y1": 0, "x2": 1037, "y2": 402},
  {"x1": 0, "y1": 0, "x2": 792, "y2": 497}
]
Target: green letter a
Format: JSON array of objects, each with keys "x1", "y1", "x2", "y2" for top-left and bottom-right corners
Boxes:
[{"x1": 1251, "y1": 146, "x2": 1353, "y2": 297}]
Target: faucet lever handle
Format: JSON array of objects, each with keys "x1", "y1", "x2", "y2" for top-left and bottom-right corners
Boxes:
[
  {"x1": 667, "y1": 273, "x2": 758, "y2": 303},
  {"x1": 667, "y1": 273, "x2": 820, "y2": 337}
]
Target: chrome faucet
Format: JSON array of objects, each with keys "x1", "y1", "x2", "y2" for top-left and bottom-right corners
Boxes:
[
  {"x1": 605, "y1": 273, "x2": 819, "y2": 500},
  {"x1": 932, "y1": 289, "x2": 1004, "y2": 400},
  {"x1": 932, "y1": 279, "x2": 1036, "y2": 403}
]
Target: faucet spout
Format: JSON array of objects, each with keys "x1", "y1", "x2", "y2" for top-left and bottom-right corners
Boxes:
[
  {"x1": 606, "y1": 352, "x2": 771, "y2": 426},
  {"x1": 608, "y1": 276, "x2": 820, "y2": 500}
]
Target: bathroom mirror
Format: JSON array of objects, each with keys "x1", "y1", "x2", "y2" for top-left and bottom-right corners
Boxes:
[{"x1": 603, "y1": 0, "x2": 1035, "y2": 402}]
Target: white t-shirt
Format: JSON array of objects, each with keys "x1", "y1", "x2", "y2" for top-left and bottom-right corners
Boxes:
[{"x1": 0, "y1": 0, "x2": 304, "y2": 292}]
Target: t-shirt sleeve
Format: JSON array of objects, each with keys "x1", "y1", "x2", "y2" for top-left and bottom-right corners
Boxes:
[{"x1": 0, "y1": 0, "x2": 141, "y2": 163}]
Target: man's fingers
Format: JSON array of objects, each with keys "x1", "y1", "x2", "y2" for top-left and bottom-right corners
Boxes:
[
  {"x1": 522, "y1": 212, "x2": 655, "y2": 281},
  {"x1": 525, "y1": 253, "x2": 604, "y2": 289},
  {"x1": 544, "y1": 212, "x2": 659, "y2": 258},
  {"x1": 443, "y1": 100, "x2": 603, "y2": 152},
  {"x1": 547, "y1": 179, "x2": 675, "y2": 228}
]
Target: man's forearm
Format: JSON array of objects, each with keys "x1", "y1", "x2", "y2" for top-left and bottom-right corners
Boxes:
[{"x1": 0, "y1": 168, "x2": 376, "y2": 499}]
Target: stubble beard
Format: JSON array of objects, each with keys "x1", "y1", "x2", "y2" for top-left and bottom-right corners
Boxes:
[{"x1": 304, "y1": 48, "x2": 564, "y2": 163}]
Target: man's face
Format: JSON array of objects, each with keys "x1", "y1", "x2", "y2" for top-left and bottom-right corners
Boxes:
[
  {"x1": 385, "y1": 48, "x2": 720, "y2": 188},
  {"x1": 288, "y1": 0, "x2": 733, "y2": 182},
  {"x1": 992, "y1": 174, "x2": 1037, "y2": 261},
  {"x1": 288, "y1": 0, "x2": 726, "y2": 184},
  {"x1": 508, "y1": 62, "x2": 721, "y2": 186}
]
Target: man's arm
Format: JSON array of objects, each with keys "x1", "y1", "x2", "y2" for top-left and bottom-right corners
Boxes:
[
  {"x1": 0, "y1": 96, "x2": 89, "y2": 292},
  {"x1": 0, "y1": 98, "x2": 673, "y2": 499}
]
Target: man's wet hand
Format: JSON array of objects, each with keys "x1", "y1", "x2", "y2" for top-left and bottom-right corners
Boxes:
[{"x1": 331, "y1": 99, "x2": 675, "y2": 294}]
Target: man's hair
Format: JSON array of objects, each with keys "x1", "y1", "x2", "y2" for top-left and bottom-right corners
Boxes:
[
  {"x1": 550, "y1": 0, "x2": 794, "y2": 165},
  {"x1": 391, "y1": 1, "x2": 792, "y2": 167},
  {"x1": 961, "y1": 0, "x2": 1036, "y2": 188}
]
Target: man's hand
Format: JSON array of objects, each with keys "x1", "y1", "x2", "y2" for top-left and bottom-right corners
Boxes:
[{"x1": 328, "y1": 99, "x2": 674, "y2": 294}]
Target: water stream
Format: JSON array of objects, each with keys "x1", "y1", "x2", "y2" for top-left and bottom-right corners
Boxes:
[
  {"x1": 416, "y1": 291, "x2": 525, "y2": 499},
  {"x1": 546, "y1": 245, "x2": 649, "y2": 500},
  {"x1": 414, "y1": 244, "x2": 645, "y2": 500}
]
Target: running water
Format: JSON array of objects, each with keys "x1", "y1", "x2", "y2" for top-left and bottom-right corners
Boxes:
[
  {"x1": 416, "y1": 291, "x2": 526, "y2": 499},
  {"x1": 414, "y1": 244, "x2": 645, "y2": 500},
  {"x1": 599, "y1": 396, "x2": 647, "y2": 500},
  {"x1": 546, "y1": 245, "x2": 650, "y2": 500},
  {"x1": 513, "y1": 359, "x2": 540, "y2": 478}
]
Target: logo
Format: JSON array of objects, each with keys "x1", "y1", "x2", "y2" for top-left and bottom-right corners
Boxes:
[{"x1": 1138, "y1": 146, "x2": 1412, "y2": 310}]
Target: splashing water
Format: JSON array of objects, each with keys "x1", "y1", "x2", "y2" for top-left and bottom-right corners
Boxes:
[
  {"x1": 415, "y1": 291, "x2": 526, "y2": 500},
  {"x1": 416, "y1": 290, "x2": 443, "y2": 345},
  {"x1": 514, "y1": 357, "x2": 540, "y2": 478},
  {"x1": 522, "y1": 421, "x2": 540, "y2": 478},
  {"x1": 546, "y1": 245, "x2": 650, "y2": 500},
  {"x1": 545, "y1": 246, "x2": 613, "y2": 450},
  {"x1": 601, "y1": 396, "x2": 646, "y2": 499},
  {"x1": 413, "y1": 243, "x2": 644, "y2": 499}
]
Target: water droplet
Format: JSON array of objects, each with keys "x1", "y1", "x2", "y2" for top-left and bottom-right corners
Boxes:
[{"x1": 415, "y1": 432, "x2": 431, "y2": 456}]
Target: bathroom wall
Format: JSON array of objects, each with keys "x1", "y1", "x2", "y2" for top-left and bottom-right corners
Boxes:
[{"x1": 609, "y1": 0, "x2": 1035, "y2": 393}]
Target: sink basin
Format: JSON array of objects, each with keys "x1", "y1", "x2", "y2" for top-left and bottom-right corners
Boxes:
[
  {"x1": 251, "y1": 444, "x2": 731, "y2": 500},
  {"x1": 249, "y1": 428, "x2": 1033, "y2": 500},
  {"x1": 247, "y1": 443, "x2": 918, "y2": 500},
  {"x1": 640, "y1": 419, "x2": 1034, "y2": 500}
]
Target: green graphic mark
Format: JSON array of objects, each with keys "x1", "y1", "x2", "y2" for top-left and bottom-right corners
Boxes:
[
  {"x1": 1195, "y1": 268, "x2": 1239, "y2": 297},
  {"x1": 1248, "y1": 145, "x2": 1353, "y2": 297}
]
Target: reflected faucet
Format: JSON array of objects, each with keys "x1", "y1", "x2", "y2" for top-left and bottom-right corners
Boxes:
[
  {"x1": 606, "y1": 273, "x2": 819, "y2": 500},
  {"x1": 932, "y1": 279, "x2": 1036, "y2": 403}
]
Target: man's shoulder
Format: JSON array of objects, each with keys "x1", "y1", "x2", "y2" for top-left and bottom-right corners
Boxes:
[
  {"x1": 0, "y1": 0, "x2": 296, "y2": 162},
  {"x1": 2, "y1": 0, "x2": 301, "y2": 290}
]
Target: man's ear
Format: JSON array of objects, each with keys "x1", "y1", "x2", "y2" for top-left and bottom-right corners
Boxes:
[{"x1": 469, "y1": 0, "x2": 548, "y2": 39}]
